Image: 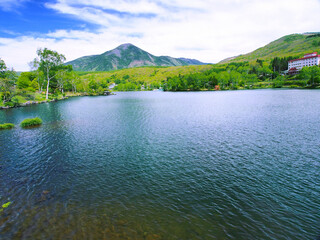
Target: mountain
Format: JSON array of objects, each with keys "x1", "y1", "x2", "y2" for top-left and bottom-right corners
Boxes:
[
  {"x1": 220, "y1": 32, "x2": 320, "y2": 63},
  {"x1": 66, "y1": 43, "x2": 206, "y2": 71},
  {"x1": 177, "y1": 58, "x2": 206, "y2": 65}
]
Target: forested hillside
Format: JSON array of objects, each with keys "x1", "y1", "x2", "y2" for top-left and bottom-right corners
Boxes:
[{"x1": 220, "y1": 33, "x2": 320, "y2": 63}]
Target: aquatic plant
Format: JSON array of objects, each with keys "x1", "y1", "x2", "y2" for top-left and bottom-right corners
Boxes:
[
  {"x1": 20, "y1": 117, "x2": 43, "y2": 128},
  {"x1": 0, "y1": 123, "x2": 15, "y2": 129},
  {"x1": 2, "y1": 202, "x2": 11, "y2": 209},
  {"x1": 0, "y1": 202, "x2": 11, "y2": 213}
]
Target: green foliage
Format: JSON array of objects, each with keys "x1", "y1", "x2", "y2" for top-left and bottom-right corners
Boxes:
[
  {"x1": 88, "y1": 79, "x2": 98, "y2": 92},
  {"x1": 81, "y1": 65, "x2": 213, "y2": 90},
  {"x1": 80, "y1": 58, "x2": 320, "y2": 91},
  {"x1": 0, "y1": 123, "x2": 15, "y2": 129},
  {"x1": 20, "y1": 117, "x2": 43, "y2": 128},
  {"x1": 114, "y1": 82, "x2": 140, "y2": 91},
  {"x1": 17, "y1": 72, "x2": 36, "y2": 89},
  {"x1": 272, "y1": 76, "x2": 285, "y2": 88},
  {"x1": 35, "y1": 48, "x2": 66, "y2": 99},
  {"x1": 0, "y1": 65, "x2": 16, "y2": 103},
  {"x1": 270, "y1": 56, "x2": 297, "y2": 72},
  {"x1": 4, "y1": 102, "x2": 14, "y2": 107},
  {"x1": 0, "y1": 58, "x2": 6, "y2": 78},
  {"x1": 299, "y1": 66, "x2": 320, "y2": 86},
  {"x1": 11, "y1": 95, "x2": 26, "y2": 107}
]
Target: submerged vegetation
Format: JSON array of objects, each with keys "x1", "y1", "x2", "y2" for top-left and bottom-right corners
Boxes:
[
  {"x1": 20, "y1": 117, "x2": 43, "y2": 128},
  {"x1": 0, "y1": 202, "x2": 11, "y2": 213},
  {"x1": 0, "y1": 123, "x2": 14, "y2": 129}
]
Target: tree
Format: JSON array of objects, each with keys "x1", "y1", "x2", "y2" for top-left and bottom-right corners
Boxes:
[
  {"x1": 0, "y1": 59, "x2": 16, "y2": 103},
  {"x1": 56, "y1": 65, "x2": 73, "y2": 94},
  {"x1": 299, "y1": 66, "x2": 320, "y2": 86},
  {"x1": 0, "y1": 58, "x2": 7, "y2": 78},
  {"x1": 17, "y1": 72, "x2": 36, "y2": 89},
  {"x1": 309, "y1": 66, "x2": 320, "y2": 86},
  {"x1": 70, "y1": 72, "x2": 80, "y2": 93},
  {"x1": 88, "y1": 79, "x2": 98, "y2": 92},
  {"x1": 29, "y1": 58, "x2": 45, "y2": 92},
  {"x1": 35, "y1": 48, "x2": 66, "y2": 99}
]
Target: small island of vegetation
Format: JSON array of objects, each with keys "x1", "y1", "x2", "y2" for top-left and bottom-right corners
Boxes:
[
  {"x1": 20, "y1": 117, "x2": 43, "y2": 128},
  {"x1": 0, "y1": 123, "x2": 15, "y2": 130}
]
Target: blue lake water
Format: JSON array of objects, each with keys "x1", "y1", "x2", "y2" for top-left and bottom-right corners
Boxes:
[{"x1": 0, "y1": 90, "x2": 320, "y2": 239}]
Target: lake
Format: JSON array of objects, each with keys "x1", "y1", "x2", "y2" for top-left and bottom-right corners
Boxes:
[{"x1": 0, "y1": 90, "x2": 319, "y2": 239}]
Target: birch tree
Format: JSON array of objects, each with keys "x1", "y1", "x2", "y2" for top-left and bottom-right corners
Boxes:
[
  {"x1": 56, "y1": 65, "x2": 73, "y2": 94},
  {"x1": 36, "y1": 48, "x2": 66, "y2": 99}
]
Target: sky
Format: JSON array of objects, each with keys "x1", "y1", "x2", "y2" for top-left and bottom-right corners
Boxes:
[{"x1": 0, "y1": 0, "x2": 320, "y2": 71}]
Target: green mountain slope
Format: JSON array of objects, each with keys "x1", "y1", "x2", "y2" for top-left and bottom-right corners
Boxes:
[
  {"x1": 220, "y1": 33, "x2": 320, "y2": 63},
  {"x1": 66, "y1": 43, "x2": 206, "y2": 71},
  {"x1": 80, "y1": 65, "x2": 213, "y2": 84}
]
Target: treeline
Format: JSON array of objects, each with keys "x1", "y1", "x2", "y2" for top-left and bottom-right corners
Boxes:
[
  {"x1": 109, "y1": 57, "x2": 320, "y2": 91},
  {"x1": 270, "y1": 56, "x2": 298, "y2": 72},
  {"x1": 2, "y1": 49, "x2": 320, "y2": 106}
]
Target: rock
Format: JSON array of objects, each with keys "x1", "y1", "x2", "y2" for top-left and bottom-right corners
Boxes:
[{"x1": 39, "y1": 190, "x2": 50, "y2": 202}]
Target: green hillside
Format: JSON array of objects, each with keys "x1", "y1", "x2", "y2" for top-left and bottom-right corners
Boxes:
[
  {"x1": 66, "y1": 43, "x2": 205, "y2": 71},
  {"x1": 220, "y1": 33, "x2": 320, "y2": 63},
  {"x1": 80, "y1": 64, "x2": 213, "y2": 84}
]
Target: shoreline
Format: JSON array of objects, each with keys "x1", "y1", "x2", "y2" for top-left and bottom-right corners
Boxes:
[
  {"x1": 2, "y1": 87, "x2": 319, "y2": 110},
  {"x1": 0, "y1": 92, "x2": 113, "y2": 110}
]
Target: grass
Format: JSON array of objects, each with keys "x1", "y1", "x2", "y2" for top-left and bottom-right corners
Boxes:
[
  {"x1": 20, "y1": 117, "x2": 43, "y2": 128},
  {"x1": 0, "y1": 123, "x2": 15, "y2": 129},
  {"x1": 221, "y1": 33, "x2": 320, "y2": 63}
]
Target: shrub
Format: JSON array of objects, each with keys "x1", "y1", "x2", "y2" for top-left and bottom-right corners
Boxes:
[
  {"x1": 0, "y1": 123, "x2": 15, "y2": 129},
  {"x1": 20, "y1": 117, "x2": 42, "y2": 128},
  {"x1": 4, "y1": 102, "x2": 14, "y2": 107},
  {"x1": 11, "y1": 96, "x2": 24, "y2": 107}
]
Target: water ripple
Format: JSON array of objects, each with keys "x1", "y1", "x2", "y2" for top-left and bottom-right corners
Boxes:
[{"x1": 0, "y1": 91, "x2": 320, "y2": 239}]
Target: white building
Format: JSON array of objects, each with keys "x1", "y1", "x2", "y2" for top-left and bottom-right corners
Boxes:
[{"x1": 288, "y1": 52, "x2": 320, "y2": 74}]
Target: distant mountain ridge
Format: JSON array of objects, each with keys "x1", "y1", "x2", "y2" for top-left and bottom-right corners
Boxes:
[
  {"x1": 66, "y1": 43, "x2": 207, "y2": 71},
  {"x1": 220, "y1": 32, "x2": 320, "y2": 63}
]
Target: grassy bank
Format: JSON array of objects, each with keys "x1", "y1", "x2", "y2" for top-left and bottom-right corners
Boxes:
[{"x1": 0, "y1": 91, "x2": 110, "y2": 109}]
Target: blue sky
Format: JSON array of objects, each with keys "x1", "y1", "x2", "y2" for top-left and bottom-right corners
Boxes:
[
  {"x1": 1, "y1": 0, "x2": 320, "y2": 71},
  {"x1": 0, "y1": 0, "x2": 98, "y2": 37}
]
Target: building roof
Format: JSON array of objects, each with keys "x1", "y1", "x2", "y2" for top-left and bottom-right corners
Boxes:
[
  {"x1": 289, "y1": 52, "x2": 320, "y2": 62},
  {"x1": 288, "y1": 67, "x2": 299, "y2": 74}
]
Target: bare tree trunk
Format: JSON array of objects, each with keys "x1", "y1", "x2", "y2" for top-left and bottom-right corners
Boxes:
[
  {"x1": 38, "y1": 78, "x2": 41, "y2": 92},
  {"x1": 46, "y1": 68, "x2": 50, "y2": 100},
  {"x1": 46, "y1": 79, "x2": 50, "y2": 99}
]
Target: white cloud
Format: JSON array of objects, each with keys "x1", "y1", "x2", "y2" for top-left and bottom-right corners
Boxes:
[{"x1": 1, "y1": 0, "x2": 320, "y2": 70}]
